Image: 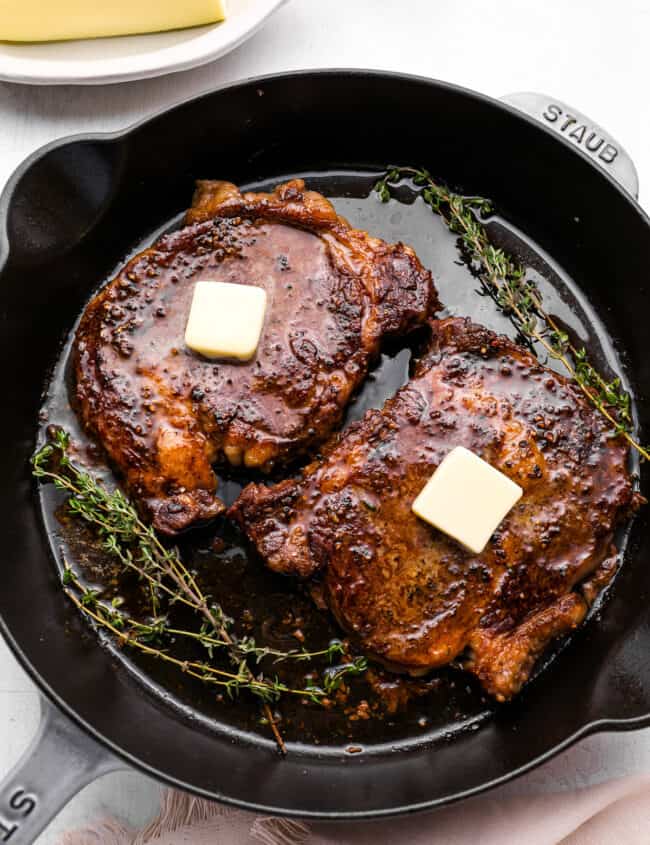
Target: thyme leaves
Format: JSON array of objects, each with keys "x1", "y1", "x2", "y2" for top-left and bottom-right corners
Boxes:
[
  {"x1": 32, "y1": 431, "x2": 364, "y2": 754},
  {"x1": 374, "y1": 166, "x2": 648, "y2": 461}
]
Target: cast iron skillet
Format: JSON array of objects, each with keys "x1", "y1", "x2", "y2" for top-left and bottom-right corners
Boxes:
[{"x1": 0, "y1": 70, "x2": 649, "y2": 842}]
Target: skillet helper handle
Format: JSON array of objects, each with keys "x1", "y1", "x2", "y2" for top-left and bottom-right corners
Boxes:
[
  {"x1": 0, "y1": 697, "x2": 122, "y2": 844},
  {"x1": 501, "y1": 92, "x2": 639, "y2": 198}
]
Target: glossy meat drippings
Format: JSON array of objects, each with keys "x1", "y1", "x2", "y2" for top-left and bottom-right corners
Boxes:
[
  {"x1": 231, "y1": 318, "x2": 641, "y2": 701},
  {"x1": 74, "y1": 180, "x2": 437, "y2": 534}
]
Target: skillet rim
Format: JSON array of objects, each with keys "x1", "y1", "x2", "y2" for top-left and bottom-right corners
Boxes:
[
  {"x1": 3, "y1": 68, "x2": 650, "y2": 269},
  {"x1": 1, "y1": 68, "x2": 650, "y2": 818}
]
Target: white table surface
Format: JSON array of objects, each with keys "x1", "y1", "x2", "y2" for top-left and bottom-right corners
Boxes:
[{"x1": 2, "y1": 0, "x2": 650, "y2": 841}]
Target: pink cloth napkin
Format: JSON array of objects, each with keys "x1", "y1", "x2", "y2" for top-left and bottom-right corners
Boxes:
[{"x1": 58, "y1": 775, "x2": 650, "y2": 845}]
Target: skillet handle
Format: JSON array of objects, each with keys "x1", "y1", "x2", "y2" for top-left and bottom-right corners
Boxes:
[
  {"x1": 0, "y1": 696, "x2": 123, "y2": 843},
  {"x1": 501, "y1": 92, "x2": 639, "y2": 198}
]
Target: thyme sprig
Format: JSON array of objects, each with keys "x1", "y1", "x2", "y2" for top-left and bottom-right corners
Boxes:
[
  {"x1": 32, "y1": 431, "x2": 361, "y2": 753},
  {"x1": 375, "y1": 166, "x2": 648, "y2": 461},
  {"x1": 304, "y1": 656, "x2": 369, "y2": 699},
  {"x1": 62, "y1": 566, "x2": 323, "y2": 703},
  {"x1": 324, "y1": 657, "x2": 369, "y2": 693}
]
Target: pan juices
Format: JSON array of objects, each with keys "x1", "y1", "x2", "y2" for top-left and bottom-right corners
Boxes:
[{"x1": 0, "y1": 0, "x2": 226, "y2": 42}]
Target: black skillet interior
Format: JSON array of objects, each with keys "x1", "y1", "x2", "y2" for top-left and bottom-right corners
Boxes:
[{"x1": 1, "y1": 71, "x2": 649, "y2": 818}]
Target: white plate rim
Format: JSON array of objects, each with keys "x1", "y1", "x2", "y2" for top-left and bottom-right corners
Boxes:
[{"x1": 0, "y1": 0, "x2": 288, "y2": 85}]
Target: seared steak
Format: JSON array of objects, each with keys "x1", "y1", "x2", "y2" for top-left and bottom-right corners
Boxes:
[
  {"x1": 74, "y1": 180, "x2": 437, "y2": 534},
  {"x1": 230, "y1": 318, "x2": 639, "y2": 701}
]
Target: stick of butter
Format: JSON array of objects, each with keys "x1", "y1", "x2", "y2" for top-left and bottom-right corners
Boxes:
[
  {"x1": 412, "y1": 446, "x2": 523, "y2": 555},
  {"x1": 0, "y1": 0, "x2": 226, "y2": 42}
]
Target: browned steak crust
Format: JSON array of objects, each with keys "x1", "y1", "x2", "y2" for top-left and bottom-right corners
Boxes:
[
  {"x1": 230, "y1": 317, "x2": 639, "y2": 701},
  {"x1": 74, "y1": 180, "x2": 437, "y2": 535}
]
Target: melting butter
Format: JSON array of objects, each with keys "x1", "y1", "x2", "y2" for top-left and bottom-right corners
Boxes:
[
  {"x1": 412, "y1": 446, "x2": 523, "y2": 555},
  {"x1": 185, "y1": 280, "x2": 267, "y2": 362}
]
